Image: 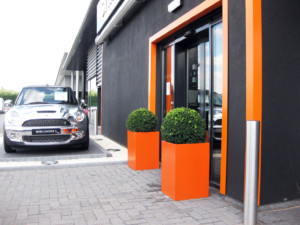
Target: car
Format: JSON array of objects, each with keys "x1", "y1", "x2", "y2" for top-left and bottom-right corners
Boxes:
[
  {"x1": 195, "y1": 91, "x2": 222, "y2": 142},
  {"x1": 3, "y1": 86, "x2": 89, "y2": 153}
]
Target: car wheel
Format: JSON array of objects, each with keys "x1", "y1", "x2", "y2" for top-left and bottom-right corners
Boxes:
[
  {"x1": 80, "y1": 130, "x2": 89, "y2": 150},
  {"x1": 3, "y1": 134, "x2": 16, "y2": 153}
]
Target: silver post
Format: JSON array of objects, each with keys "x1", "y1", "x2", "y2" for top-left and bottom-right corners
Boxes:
[{"x1": 244, "y1": 120, "x2": 260, "y2": 225}]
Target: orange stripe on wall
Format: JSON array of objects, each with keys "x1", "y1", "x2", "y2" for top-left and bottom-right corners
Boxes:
[
  {"x1": 148, "y1": 43, "x2": 157, "y2": 114},
  {"x1": 245, "y1": 0, "x2": 262, "y2": 205},
  {"x1": 220, "y1": 0, "x2": 229, "y2": 195}
]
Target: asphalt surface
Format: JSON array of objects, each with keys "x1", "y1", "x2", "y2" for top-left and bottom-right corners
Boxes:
[{"x1": 0, "y1": 113, "x2": 107, "y2": 162}]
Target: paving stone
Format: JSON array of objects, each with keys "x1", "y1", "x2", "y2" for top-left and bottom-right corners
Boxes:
[{"x1": 0, "y1": 162, "x2": 298, "y2": 225}]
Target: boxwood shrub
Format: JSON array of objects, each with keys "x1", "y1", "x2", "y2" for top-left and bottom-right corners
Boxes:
[
  {"x1": 161, "y1": 107, "x2": 206, "y2": 144},
  {"x1": 126, "y1": 108, "x2": 157, "y2": 132}
]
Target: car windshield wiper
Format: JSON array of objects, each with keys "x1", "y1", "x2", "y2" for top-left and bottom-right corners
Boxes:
[
  {"x1": 57, "y1": 101, "x2": 78, "y2": 105},
  {"x1": 24, "y1": 102, "x2": 48, "y2": 105},
  {"x1": 56, "y1": 101, "x2": 70, "y2": 104}
]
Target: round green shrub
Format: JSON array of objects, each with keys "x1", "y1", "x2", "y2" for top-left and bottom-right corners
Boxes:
[
  {"x1": 161, "y1": 107, "x2": 206, "y2": 144},
  {"x1": 126, "y1": 108, "x2": 158, "y2": 132}
]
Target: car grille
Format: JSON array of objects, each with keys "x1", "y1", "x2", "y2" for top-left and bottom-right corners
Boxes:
[
  {"x1": 23, "y1": 135, "x2": 71, "y2": 143},
  {"x1": 22, "y1": 119, "x2": 71, "y2": 127}
]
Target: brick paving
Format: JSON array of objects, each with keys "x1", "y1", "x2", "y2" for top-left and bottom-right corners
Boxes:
[
  {"x1": 0, "y1": 164, "x2": 244, "y2": 225},
  {"x1": 0, "y1": 133, "x2": 299, "y2": 225}
]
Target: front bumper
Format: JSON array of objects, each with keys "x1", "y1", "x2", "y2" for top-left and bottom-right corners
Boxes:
[{"x1": 4, "y1": 125, "x2": 87, "y2": 147}]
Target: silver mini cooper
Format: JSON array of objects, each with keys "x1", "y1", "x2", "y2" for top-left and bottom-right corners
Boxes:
[{"x1": 3, "y1": 86, "x2": 89, "y2": 153}]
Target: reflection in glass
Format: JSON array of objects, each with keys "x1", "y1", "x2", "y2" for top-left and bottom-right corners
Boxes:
[
  {"x1": 88, "y1": 77, "x2": 98, "y2": 108},
  {"x1": 211, "y1": 22, "x2": 223, "y2": 185},
  {"x1": 88, "y1": 77, "x2": 98, "y2": 126},
  {"x1": 165, "y1": 22, "x2": 223, "y2": 187},
  {"x1": 187, "y1": 46, "x2": 199, "y2": 112},
  {"x1": 166, "y1": 46, "x2": 174, "y2": 114}
]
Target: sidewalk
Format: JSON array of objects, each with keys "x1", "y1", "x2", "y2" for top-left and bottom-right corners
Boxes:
[{"x1": 0, "y1": 134, "x2": 299, "y2": 225}]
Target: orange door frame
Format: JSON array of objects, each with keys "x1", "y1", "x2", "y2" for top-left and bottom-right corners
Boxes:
[{"x1": 147, "y1": 0, "x2": 228, "y2": 194}]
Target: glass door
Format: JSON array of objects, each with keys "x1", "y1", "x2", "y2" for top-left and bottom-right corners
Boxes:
[
  {"x1": 162, "y1": 21, "x2": 223, "y2": 187},
  {"x1": 210, "y1": 22, "x2": 223, "y2": 185},
  {"x1": 186, "y1": 23, "x2": 223, "y2": 187},
  {"x1": 187, "y1": 42, "x2": 210, "y2": 134},
  {"x1": 165, "y1": 46, "x2": 174, "y2": 115}
]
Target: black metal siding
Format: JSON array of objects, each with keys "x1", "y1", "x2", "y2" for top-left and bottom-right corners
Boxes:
[
  {"x1": 96, "y1": 44, "x2": 103, "y2": 87},
  {"x1": 86, "y1": 44, "x2": 97, "y2": 81},
  {"x1": 261, "y1": 0, "x2": 300, "y2": 204},
  {"x1": 226, "y1": 0, "x2": 246, "y2": 203},
  {"x1": 102, "y1": 0, "x2": 203, "y2": 145}
]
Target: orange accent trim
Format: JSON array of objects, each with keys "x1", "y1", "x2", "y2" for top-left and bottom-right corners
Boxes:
[
  {"x1": 245, "y1": 0, "x2": 262, "y2": 205},
  {"x1": 148, "y1": 43, "x2": 157, "y2": 114},
  {"x1": 62, "y1": 129, "x2": 70, "y2": 134},
  {"x1": 220, "y1": 0, "x2": 229, "y2": 195},
  {"x1": 127, "y1": 131, "x2": 160, "y2": 170},
  {"x1": 148, "y1": 0, "x2": 228, "y2": 196},
  {"x1": 161, "y1": 141, "x2": 210, "y2": 201},
  {"x1": 149, "y1": 0, "x2": 222, "y2": 44},
  {"x1": 148, "y1": 0, "x2": 222, "y2": 114}
]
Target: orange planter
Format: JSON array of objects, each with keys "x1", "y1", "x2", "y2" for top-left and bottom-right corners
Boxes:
[
  {"x1": 127, "y1": 130, "x2": 160, "y2": 170},
  {"x1": 161, "y1": 140, "x2": 210, "y2": 201}
]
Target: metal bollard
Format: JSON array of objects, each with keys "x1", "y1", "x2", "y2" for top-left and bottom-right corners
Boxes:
[{"x1": 244, "y1": 120, "x2": 260, "y2": 225}]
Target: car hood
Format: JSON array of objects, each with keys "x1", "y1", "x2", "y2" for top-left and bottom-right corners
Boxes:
[{"x1": 6, "y1": 104, "x2": 80, "y2": 125}]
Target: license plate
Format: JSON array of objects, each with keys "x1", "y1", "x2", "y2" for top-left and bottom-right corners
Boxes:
[{"x1": 32, "y1": 129, "x2": 61, "y2": 135}]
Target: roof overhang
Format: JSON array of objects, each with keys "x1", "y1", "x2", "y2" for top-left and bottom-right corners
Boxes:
[{"x1": 64, "y1": 0, "x2": 99, "y2": 71}]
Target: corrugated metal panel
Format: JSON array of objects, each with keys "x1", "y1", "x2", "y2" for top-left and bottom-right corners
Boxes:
[
  {"x1": 96, "y1": 44, "x2": 103, "y2": 87},
  {"x1": 86, "y1": 44, "x2": 97, "y2": 80}
]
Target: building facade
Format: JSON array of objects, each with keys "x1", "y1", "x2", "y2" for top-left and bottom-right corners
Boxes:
[{"x1": 62, "y1": 0, "x2": 300, "y2": 206}]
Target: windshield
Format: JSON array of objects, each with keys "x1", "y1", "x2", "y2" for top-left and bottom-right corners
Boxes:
[
  {"x1": 203, "y1": 92, "x2": 222, "y2": 107},
  {"x1": 15, "y1": 87, "x2": 78, "y2": 106},
  {"x1": 213, "y1": 94, "x2": 222, "y2": 107}
]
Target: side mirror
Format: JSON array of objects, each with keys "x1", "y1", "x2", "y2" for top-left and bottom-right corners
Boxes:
[{"x1": 80, "y1": 99, "x2": 87, "y2": 109}]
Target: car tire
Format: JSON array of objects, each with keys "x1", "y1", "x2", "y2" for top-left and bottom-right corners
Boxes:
[
  {"x1": 3, "y1": 133, "x2": 16, "y2": 153},
  {"x1": 80, "y1": 130, "x2": 89, "y2": 150}
]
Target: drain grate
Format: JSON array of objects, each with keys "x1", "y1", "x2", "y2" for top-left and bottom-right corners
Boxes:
[{"x1": 41, "y1": 160, "x2": 59, "y2": 166}]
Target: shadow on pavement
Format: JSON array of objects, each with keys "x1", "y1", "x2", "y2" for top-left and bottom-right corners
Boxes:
[{"x1": 0, "y1": 139, "x2": 107, "y2": 162}]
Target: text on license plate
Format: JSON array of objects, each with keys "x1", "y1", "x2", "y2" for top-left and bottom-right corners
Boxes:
[{"x1": 32, "y1": 129, "x2": 61, "y2": 135}]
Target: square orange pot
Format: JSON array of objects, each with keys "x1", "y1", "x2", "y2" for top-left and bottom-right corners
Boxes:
[
  {"x1": 161, "y1": 140, "x2": 210, "y2": 201},
  {"x1": 127, "y1": 130, "x2": 160, "y2": 170}
]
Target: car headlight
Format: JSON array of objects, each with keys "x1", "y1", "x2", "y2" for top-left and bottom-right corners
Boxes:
[
  {"x1": 7, "y1": 110, "x2": 20, "y2": 124},
  {"x1": 74, "y1": 110, "x2": 85, "y2": 122}
]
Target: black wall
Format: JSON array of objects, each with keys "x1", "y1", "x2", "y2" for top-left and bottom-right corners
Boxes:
[
  {"x1": 102, "y1": 0, "x2": 203, "y2": 145},
  {"x1": 261, "y1": 1, "x2": 300, "y2": 204},
  {"x1": 226, "y1": 0, "x2": 246, "y2": 203}
]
